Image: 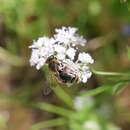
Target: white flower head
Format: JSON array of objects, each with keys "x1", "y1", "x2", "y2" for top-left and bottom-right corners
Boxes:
[
  {"x1": 66, "y1": 47, "x2": 76, "y2": 60},
  {"x1": 29, "y1": 37, "x2": 56, "y2": 70},
  {"x1": 74, "y1": 96, "x2": 94, "y2": 110},
  {"x1": 83, "y1": 120, "x2": 101, "y2": 130},
  {"x1": 56, "y1": 53, "x2": 66, "y2": 60},
  {"x1": 78, "y1": 52, "x2": 94, "y2": 64},
  {"x1": 29, "y1": 26, "x2": 94, "y2": 83},
  {"x1": 54, "y1": 26, "x2": 87, "y2": 47},
  {"x1": 53, "y1": 44, "x2": 66, "y2": 53}
]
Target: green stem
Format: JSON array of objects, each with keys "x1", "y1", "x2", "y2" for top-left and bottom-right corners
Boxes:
[
  {"x1": 33, "y1": 102, "x2": 74, "y2": 117},
  {"x1": 31, "y1": 118, "x2": 66, "y2": 130},
  {"x1": 52, "y1": 86, "x2": 74, "y2": 108},
  {"x1": 78, "y1": 85, "x2": 112, "y2": 97},
  {"x1": 92, "y1": 69, "x2": 130, "y2": 77}
]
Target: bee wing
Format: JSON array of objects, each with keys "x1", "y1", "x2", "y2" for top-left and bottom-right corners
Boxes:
[
  {"x1": 42, "y1": 70, "x2": 56, "y2": 96},
  {"x1": 43, "y1": 85, "x2": 52, "y2": 96}
]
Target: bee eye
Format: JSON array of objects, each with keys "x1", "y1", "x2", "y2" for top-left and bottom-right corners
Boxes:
[
  {"x1": 49, "y1": 55, "x2": 55, "y2": 61},
  {"x1": 50, "y1": 55, "x2": 54, "y2": 59}
]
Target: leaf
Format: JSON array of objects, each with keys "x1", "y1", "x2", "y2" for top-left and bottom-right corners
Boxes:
[
  {"x1": 112, "y1": 82, "x2": 126, "y2": 95},
  {"x1": 107, "y1": 77, "x2": 130, "y2": 83},
  {"x1": 78, "y1": 85, "x2": 112, "y2": 97},
  {"x1": 33, "y1": 102, "x2": 74, "y2": 117},
  {"x1": 0, "y1": 92, "x2": 74, "y2": 117},
  {"x1": 44, "y1": 69, "x2": 74, "y2": 108},
  {"x1": 31, "y1": 118, "x2": 66, "y2": 130},
  {"x1": 127, "y1": 47, "x2": 130, "y2": 59},
  {"x1": 52, "y1": 86, "x2": 74, "y2": 108},
  {"x1": 126, "y1": 0, "x2": 130, "y2": 12},
  {"x1": 92, "y1": 69, "x2": 130, "y2": 77}
]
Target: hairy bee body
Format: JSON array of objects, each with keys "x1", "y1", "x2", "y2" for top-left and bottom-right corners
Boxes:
[
  {"x1": 47, "y1": 55, "x2": 79, "y2": 84},
  {"x1": 57, "y1": 70, "x2": 79, "y2": 84}
]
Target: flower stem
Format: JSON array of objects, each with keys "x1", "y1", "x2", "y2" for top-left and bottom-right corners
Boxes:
[{"x1": 91, "y1": 69, "x2": 130, "y2": 77}]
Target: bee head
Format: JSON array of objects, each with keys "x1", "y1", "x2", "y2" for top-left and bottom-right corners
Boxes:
[{"x1": 46, "y1": 55, "x2": 55, "y2": 63}]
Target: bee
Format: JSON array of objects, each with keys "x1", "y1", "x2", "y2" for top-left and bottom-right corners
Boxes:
[
  {"x1": 46, "y1": 55, "x2": 79, "y2": 84},
  {"x1": 57, "y1": 67, "x2": 79, "y2": 84},
  {"x1": 46, "y1": 55, "x2": 63, "y2": 72}
]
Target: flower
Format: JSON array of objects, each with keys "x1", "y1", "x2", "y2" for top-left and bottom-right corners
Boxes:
[
  {"x1": 74, "y1": 96, "x2": 94, "y2": 110},
  {"x1": 56, "y1": 53, "x2": 66, "y2": 60},
  {"x1": 83, "y1": 120, "x2": 101, "y2": 130},
  {"x1": 53, "y1": 44, "x2": 66, "y2": 53},
  {"x1": 78, "y1": 52, "x2": 94, "y2": 64},
  {"x1": 29, "y1": 37, "x2": 55, "y2": 70},
  {"x1": 29, "y1": 26, "x2": 94, "y2": 83},
  {"x1": 54, "y1": 26, "x2": 87, "y2": 47},
  {"x1": 66, "y1": 47, "x2": 76, "y2": 60}
]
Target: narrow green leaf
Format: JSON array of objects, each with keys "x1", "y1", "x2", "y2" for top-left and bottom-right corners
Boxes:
[
  {"x1": 127, "y1": 47, "x2": 130, "y2": 59},
  {"x1": 126, "y1": 0, "x2": 130, "y2": 12},
  {"x1": 112, "y1": 83, "x2": 126, "y2": 95},
  {"x1": 78, "y1": 85, "x2": 112, "y2": 97},
  {"x1": 33, "y1": 102, "x2": 74, "y2": 117},
  {"x1": 44, "y1": 69, "x2": 74, "y2": 108},
  {"x1": 0, "y1": 93, "x2": 74, "y2": 117},
  {"x1": 52, "y1": 86, "x2": 74, "y2": 108},
  {"x1": 107, "y1": 77, "x2": 130, "y2": 83},
  {"x1": 92, "y1": 69, "x2": 130, "y2": 77},
  {"x1": 31, "y1": 118, "x2": 66, "y2": 130}
]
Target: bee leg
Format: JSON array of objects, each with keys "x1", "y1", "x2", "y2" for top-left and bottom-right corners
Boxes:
[{"x1": 70, "y1": 77, "x2": 75, "y2": 83}]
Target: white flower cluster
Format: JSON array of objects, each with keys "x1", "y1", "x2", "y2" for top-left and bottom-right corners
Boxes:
[
  {"x1": 29, "y1": 26, "x2": 94, "y2": 83},
  {"x1": 83, "y1": 120, "x2": 101, "y2": 130},
  {"x1": 74, "y1": 96, "x2": 94, "y2": 110},
  {"x1": 84, "y1": 121, "x2": 121, "y2": 130}
]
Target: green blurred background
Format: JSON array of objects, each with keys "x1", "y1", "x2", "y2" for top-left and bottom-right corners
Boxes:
[{"x1": 0, "y1": 0, "x2": 130, "y2": 130}]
